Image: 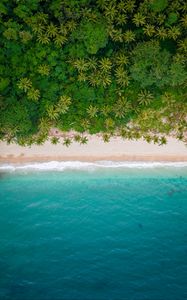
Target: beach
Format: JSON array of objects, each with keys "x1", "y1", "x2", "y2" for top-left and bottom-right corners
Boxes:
[
  {"x1": 1, "y1": 136, "x2": 187, "y2": 300},
  {"x1": 0, "y1": 136, "x2": 187, "y2": 163}
]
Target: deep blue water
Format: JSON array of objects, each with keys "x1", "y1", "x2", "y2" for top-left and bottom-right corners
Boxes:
[{"x1": 0, "y1": 167, "x2": 187, "y2": 300}]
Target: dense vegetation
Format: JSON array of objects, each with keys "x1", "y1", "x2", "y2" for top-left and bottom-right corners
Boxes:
[{"x1": 0, "y1": 0, "x2": 187, "y2": 146}]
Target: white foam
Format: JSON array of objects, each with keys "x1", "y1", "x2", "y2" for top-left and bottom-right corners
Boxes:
[{"x1": 0, "y1": 161, "x2": 187, "y2": 172}]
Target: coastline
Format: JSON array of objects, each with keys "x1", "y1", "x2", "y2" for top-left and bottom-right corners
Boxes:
[{"x1": 0, "y1": 137, "x2": 187, "y2": 164}]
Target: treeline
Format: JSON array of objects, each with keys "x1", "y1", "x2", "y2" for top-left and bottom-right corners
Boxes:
[{"x1": 0, "y1": 0, "x2": 187, "y2": 146}]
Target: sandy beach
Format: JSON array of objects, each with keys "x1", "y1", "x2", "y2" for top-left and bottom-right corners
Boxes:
[{"x1": 0, "y1": 136, "x2": 187, "y2": 163}]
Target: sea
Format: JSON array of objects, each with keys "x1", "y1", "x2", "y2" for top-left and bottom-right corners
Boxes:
[{"x1": 0, "y1": 161, "x2": 187, "y2": 300}]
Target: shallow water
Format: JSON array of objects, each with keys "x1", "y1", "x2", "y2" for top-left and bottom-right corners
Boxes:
[{"x1": 0, "y1": 165, "x2": 187, "y2": 300}]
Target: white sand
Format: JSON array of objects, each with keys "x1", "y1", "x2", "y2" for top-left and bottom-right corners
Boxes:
[{"x1": 0, "y1": 136, "x2": 187, "y2": 162}]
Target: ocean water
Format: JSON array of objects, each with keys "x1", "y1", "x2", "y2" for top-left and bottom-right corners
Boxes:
[{"x1": 0, "y1": 162, "x2": 187, "y2": 300}]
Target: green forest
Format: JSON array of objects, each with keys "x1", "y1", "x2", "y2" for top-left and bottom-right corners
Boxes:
[{"x1": 0, "y1": 0, "x2": 187, "y2": 146}]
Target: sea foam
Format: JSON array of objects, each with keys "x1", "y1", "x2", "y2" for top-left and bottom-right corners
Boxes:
[{"x1": 0, "y1": 161, "x2": 187, "y2": 172}]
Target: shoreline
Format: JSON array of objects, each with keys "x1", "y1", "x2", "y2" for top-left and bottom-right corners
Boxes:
[
  {"x1": 0, "y1": 137, "x2": 187, "y2": 164},
  {"x1": 1, "y1": 155, "x2": 187, "y2": 164}
]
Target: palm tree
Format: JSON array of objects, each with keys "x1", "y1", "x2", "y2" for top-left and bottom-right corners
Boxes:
[
  {"x1": 59, "y1": 96, "x2": 71, "y2": 107},
  {"x1": 96, "y1": 0, "x2": 107, "y2": 9},
  {"x1": 113, "y1": 106, "x2": 125, "y2": 119},
  {"x1": 116, "y1": 14, "x2": 127, "y2": 26},
  {"x1": 174, "y1": 53, "x2": 186, "y2": 64},
  {"x1": 27, "y1": 88, "x2": 40, "y2": 101},
  {"x1": 181, "y1": 2, "x2": 187, "y2": 12},
  {"x1": 38, "y1": 64, "x2": 50, "y2": 76},
  {"x1": 51, "y1": 137, "x2": 60, "y2": 145},
  {"x1": 115, "y1": 87, "x2": 125, "y2": 97},
  {"x1": 35, "y1": 134, "x2": 47, "y2": 145},
  {"x1": 105, "y1": 118, "x2": 115, "y2": 129},
  {"x1": 181, "y1": 15, "x2": 187, "y2": 29},
  {"x1": 178, "y1": 39, "x2": 187, "y2": 54},
  {"x1": 153, "y1": 135, "x2": 159, "y2": 144},
  {"x1": 3, "y1": 125, "x2": 19, "y2": 140},
  {"x1": 46, "y1": 23, "x2": 58, "y2": 38},
  {"x1": 113, "y1": 97, "x2": 131, "y2": 118},
  {"x1": 132, "y1": 13, "x2": 146, "y2": 27},
  {"x1": 115, "y1": 52, "x2": 129, "y2": 66},
  {"x1": 102, "y1": 133, "x2": 110, "y2": 143},
  {"x1": 35, "y1": 12, "x2": 49, "y2": 25},
  {"x1": 126, "y1": 130, "x2": 133, "y2": 140},
  {"x1": 99, "y1": 58, "x2": 112, "y2": 73},
  {"x1": 78, "y1": 72, "x2": 87, "y2": 82},
  {"x1": 125, "y1": 0, "x2": 136, "y2": 13},
  {"x1": 110, "y1": 28, "x2": 123, "y2": 42},
  {"x1": 119, "y1": 128, "x2": 128, "y2": 139},
  {"x1": 170, "y1": 1, "x2": 182, "y2": 11},
  {"x1": 17, "y1": 78, "x2": 32, "y2": 92},
  {"x1": 54, "y1": 35, "x2": 68, "y2": 47},
  {"x1": 137, "y1": 90, "x2": 153, "y2": 106},
  {"x1": 57, "y1": 96, "x2": 71, "y2": 113},
  {"x1": 59, "y1": 24, "x2": 68, "y2": 36},
  {"x1": 100, "y1": 75, "x2": 112, "y2": 87},
  {"x1": 74, "y1": 134, "x2": 82, "y2": 142},
  {"x1": 138, "y1": 1, "x2": 149, "y2": 14},
  {"x1": 47, "y1": 105, "x2": 60, "y2": 120},
  {"x1": 88, "y1": 73, "x2": 101, "y2": 87},
  {"x1": 161, "y1": 92, "x2": 175, "y2": 105},
  {"x1": 81, "y1": 8, "x2": 97, "y2": 22},
  {"x1": 80, "y1": 136, "x2": 88, "y2": 144},
  {"x1": 123, "y1": 30, "x2": 136, "y2": 43},
  {"x1": 87, "y1": 57, "x2": 98, "y2": 70},
  {"x1": 80, "y1": 119, "x2": 90, "y2": 130},
  {"x1": 17, "y1": 136, "x2": 33, "y2": 147},
  {"x1": 31, "y1": 24, "x2": 45, "y2": 35},
  {"x1": 121, "y1": 97, "x2": 131, "y2": 111},
  {"x1": 37, "y1": 33, "x2": 50, "y2": 44},
  {"x1": 65, "y1": 20, "x2": 77, "y2": 32},
  {"x1": 87, "y1": 105, "x2": 98, "y2": 118},
  {"x1": 143, "y1": 24, "x2": 155, "y2": 37},
  {"x1": 104, "y1": 5, "x2": 117, "y2": 21},
  {"x1": 144, "y1": 135, "x2": 152, "y2": 144},
  {"x1": 72, "y1": 58, "x2": 89, "y2": 73},
  {"x1": 156, "y1": 27, "x2": 168, "y2": 40},
  {"x1": 100, "y1": 105, "x2": 111, "y2": 116},
  {"x1": 38, "y1": 117, "x2": 51, "y2": 133},
  {"x1": 63, "y1": 137, "x2": 72, "y2": 147},
  {"x1": 168, "y1": 26, "x2": 181, "y2": 40},
  {"x1": 131, "y1": 130, "x2": 142, "y2": 140},
  {"x1": 156, "y1": 13, "x2": 166, "y2": 25},
  {"x1": 117, "y1": 1, "x2": 126, "y2": 12},
  {"x1": 159, "y1": 136, "x2": 167, "y2": 145},
  {"x1": 115, "y1": 66, "x2": 130, "y2": 87},
  {"x1": 176, "y1": 132, "x2": 184, "y2": 141}
]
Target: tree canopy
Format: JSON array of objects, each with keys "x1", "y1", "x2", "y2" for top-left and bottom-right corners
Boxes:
[{"x1": 0, "y1": 0, "x2": 186, "y2": 146}]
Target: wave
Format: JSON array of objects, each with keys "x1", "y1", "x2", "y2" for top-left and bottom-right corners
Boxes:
[{"x1": 0, "y1": 161, "x2": 187, "y2": 172}]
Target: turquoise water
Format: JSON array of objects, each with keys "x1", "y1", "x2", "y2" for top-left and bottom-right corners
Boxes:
[{"x1": 0, "y1": 165, "x2": 187, "y2": 300}]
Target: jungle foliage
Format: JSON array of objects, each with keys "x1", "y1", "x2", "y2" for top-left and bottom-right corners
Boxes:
[{"x1": 0, "y1": 0, "x2": 187, "y2": 146}]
